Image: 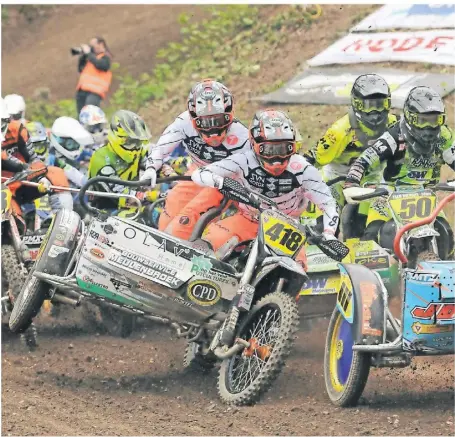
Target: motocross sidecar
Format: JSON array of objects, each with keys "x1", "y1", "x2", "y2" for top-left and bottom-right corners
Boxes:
[{"x1": 324, "y1": 192, "x2": 455, "y2": 407}]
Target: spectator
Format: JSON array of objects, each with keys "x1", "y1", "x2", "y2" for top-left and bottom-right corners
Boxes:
[{"x1": 75, "y1": 37, "x2": 112, "y2": 114}]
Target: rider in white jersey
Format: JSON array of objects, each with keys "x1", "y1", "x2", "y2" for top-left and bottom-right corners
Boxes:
[
  {"x1": 191, "y1": 109, "x2": 339, "y2": 256},
  {"x1": 141, "y1": 79, "x2": 250, "y2": 240}
]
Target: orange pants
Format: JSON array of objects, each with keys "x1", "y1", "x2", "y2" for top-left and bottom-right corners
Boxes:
[
  {"x1": 159, "y1": 179, "x2": 224, "y2": 240},
  {"x1": 203, "y1": 212, "x2": 258, "y2": 252}
]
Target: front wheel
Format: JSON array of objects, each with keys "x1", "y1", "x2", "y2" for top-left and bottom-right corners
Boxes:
[
  {"x1": 324, "y1": 306, "x2": 371, "y2": 407},
  {"x1": 9, "y1": 274, "x2": 49, "y2": 333},
  {"x1": 218, "y1": 291, "x2": 299, "y2": 406}
]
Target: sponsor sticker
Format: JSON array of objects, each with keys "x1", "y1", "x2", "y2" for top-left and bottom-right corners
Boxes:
[
  {"x1": 406, "y1": 271, "x2": 439, "y2": 282},
  {"x1": 109, "y1": 250, "x2": 181, "y2": 287},
  {"x1": 187, "y1": 280, "x2": 221, "y2": 306},
  {"x1": 90, "y1": 248, "x2": 105, "y2": 259},
  {"x1": 411, "y1": 303, "x2": 454, "y2": 321},
  {"x1": 22, "y1": 234, "x2": 46, "y2": 245},
  {"x1": 190, "y1": 255, "x2": 213, "y2": 273},
  {"x1": 412, "y1": 322, "x2": 454, "y2": 335},
  {"x1": 48, "y1": 245, "x2": 69, "y2": 258}
]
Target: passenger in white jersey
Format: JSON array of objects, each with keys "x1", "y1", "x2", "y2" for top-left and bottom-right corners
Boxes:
[
  {"x1": 191, "y1": 109, "x2": 340, "y2": 255},
  {"x1": 141, "y1": 79, "x2": 250, "y2": 240}
]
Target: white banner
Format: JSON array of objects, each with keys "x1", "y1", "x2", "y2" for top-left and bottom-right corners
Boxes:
[
  {"x1": 352, "y1": 5, "x2": 455, "y2": 32},
  {"x1": 256, "y1": 68, "x2": 455, "y2": 108},
  {"x1": 308, "y1": 30, "x2": 455, "y2": 67}
]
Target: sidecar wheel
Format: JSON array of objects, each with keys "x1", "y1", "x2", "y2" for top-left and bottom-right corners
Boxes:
[
  {"x1": 218, "y1": 291, "x2": 299, "y2": 406},
  {"x1": 183, "y1": 342, "x2": 216, "y2": 372},
  {"x1": 98, "y1": 305, "x2": 135, "y2": 338},
  {"x1": 324, "y1": 306, "x2": 370, "y2": 407}
]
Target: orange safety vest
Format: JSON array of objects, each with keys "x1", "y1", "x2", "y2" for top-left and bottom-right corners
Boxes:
[{"x1": 77, "y1": 53, "x2": 112, "y2": 99}]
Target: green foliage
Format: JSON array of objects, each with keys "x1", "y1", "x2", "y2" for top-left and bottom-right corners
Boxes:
[
  {"x1": 27, "y1": 5, "x2": 321, "y2": 124},
  {"x1": 27, "y1": 89, "x2": 76, "y2": 126},
  {"x1": 2, "y1": 6, "x2": 9, "y2": 23}
]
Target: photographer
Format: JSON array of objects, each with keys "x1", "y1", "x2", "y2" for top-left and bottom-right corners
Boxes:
[{"x1": 74, "y1": 37, "x2": 112, "y2": 115}]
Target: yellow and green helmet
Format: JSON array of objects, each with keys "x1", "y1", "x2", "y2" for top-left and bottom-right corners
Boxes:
[{"x1": 107, "y1": 110, "x2": 151, "y2": 163}]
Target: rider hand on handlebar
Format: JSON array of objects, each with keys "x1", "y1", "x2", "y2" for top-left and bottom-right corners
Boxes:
[
  {"x1": 37, "y1": 178, "x2": 51, "y2": 193},
  {"x1": 323, "y1": 229, "x2": 337, "y2": 241},
  {"x1": 140, "y1": 168, "x2": 157, "y2": 189}
]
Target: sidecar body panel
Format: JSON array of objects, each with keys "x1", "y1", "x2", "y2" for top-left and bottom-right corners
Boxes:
[
  {"x1": 74, "y1": 217, "x2": 240, "y2": 323},
  {"x1": 402, "y1": 261, "x2": 455, "y2": 353},
  {"x1": 336, "y1": 263, "x2": 386, "y2": 345}
]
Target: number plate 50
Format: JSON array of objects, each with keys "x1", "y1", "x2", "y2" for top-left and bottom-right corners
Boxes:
[{"x1": 389, "y1": 193, "x2": 436, "y2": 223}]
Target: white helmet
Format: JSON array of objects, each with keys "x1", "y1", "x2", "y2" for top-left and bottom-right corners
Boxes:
[
  {"x1": 4, "y1": 94, "x2": 26, "y2": 122},
  {"x1": 50, "y1": 116, "x2": 94, "y2": 162},
  {"x1": 79, "y1": 105, "x2": 108, "y2": 145},
  {"x1": 1, "y1": 97, "x2": 10, "y2": 137}
]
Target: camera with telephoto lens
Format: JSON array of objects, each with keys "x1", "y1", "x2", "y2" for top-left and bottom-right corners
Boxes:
[{"x1": 70, "y1": 47, "x2": 83, "y2": 56}]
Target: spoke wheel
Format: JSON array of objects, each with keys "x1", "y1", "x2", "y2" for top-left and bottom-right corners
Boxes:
[{"x1": 218, "y1": 292, "x2": 299, "y2": 406}]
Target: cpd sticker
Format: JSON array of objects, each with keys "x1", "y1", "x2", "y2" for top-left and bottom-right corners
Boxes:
[{"x1": 187, "y1": 280, "x2": 221, "y2": 306}]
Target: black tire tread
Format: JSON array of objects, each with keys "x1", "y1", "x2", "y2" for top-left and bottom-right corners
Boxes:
[
  {"x1": 98, "y1": 305, "x2": 135, "y2": 338},
  {"x1": 9, "y1": 276, "x2": 48, "y2": 333},
  {"x1": 218, "y1": 291, "x2": 299, "y2": 406},
  {"x1": 2, "y1": 245, "x2": 27, "y2": 302},
  {"x1": 183, "y1": 342, "x2": 216, "y2": 372}
]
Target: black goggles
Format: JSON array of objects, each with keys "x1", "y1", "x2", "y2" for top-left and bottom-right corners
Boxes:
[{"x1": 258, "y1": 141, "x2": 295, "y2": 159}]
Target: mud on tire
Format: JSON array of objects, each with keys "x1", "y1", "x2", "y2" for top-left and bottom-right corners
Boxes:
[
  {"x1": 9, "y1": 209, "x2": 81, "y2": 333},
  {"x1": 218, "y1": 291, "x2": 299, "y2": 406},
  {"x1": 1, "y1": 244, "x2": 27, "y2": 311},
  {"x1": 183, "y1": 342, "x2": 216, "y2": 372}
]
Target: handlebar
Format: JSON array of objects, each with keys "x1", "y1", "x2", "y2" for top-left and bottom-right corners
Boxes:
[
  {"x1": 393, "y1": 192, "x2": 455, "y2": 263},
  {"x1": 350, "y1": 182, "x2": 455, "y2": 202},
  {"x1": 351, "y1": 188, "x2": 389, "y2": 201},
  {"x1": 78, "y1": 175, "x2": 192, "y2": 215},
  {"x1": 304, "y1": 225, "x2": 350, "y2": 262},
  {"x1": 326, "y1": 176, "x2": 346, "y2": 187},
  {"x1": 3, "y1": 166, "x2": 48, "y2": 186}
]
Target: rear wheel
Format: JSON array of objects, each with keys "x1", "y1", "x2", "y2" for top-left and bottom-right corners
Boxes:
[
  {"x1": 218, "y1": 291, "x2": 299, "y2": 406},
  {"x1": 324, "y1": 306, "x2": 370, "y2": 407}
]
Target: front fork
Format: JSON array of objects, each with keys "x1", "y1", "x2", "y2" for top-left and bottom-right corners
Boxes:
[{"x1": 211, "y1": 240, "x2": 259, "y2": 349}]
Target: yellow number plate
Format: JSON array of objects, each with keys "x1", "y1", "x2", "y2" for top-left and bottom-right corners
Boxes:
[
  {"x1": 389, "y1": 193, "x2": 436, "y2": 223},
  {"x1": 35, "y1": 195, "x2": 52, "y2": 212},
  {"x1": 262, "y1": 215, "x2": 306, "y2": 256},
  {"x1": 1, "y1": 185, "x2": 12, "y2": 215}
]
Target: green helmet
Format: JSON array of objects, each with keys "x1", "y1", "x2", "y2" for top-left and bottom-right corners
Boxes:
[
  {"x1": 107, "y1": 110, "x2": 151, "y2": 163},
  {"x1": 26, "y1": 121, "x2": 50, "y2": 158}
]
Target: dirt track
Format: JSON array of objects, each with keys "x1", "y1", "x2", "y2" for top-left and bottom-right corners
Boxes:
[{"x1": 2, "y1": 313, "x2": 454, "y2": 436}]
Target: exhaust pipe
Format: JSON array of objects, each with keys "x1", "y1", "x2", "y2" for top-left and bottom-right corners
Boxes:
[
  {"x1": 214, "y1": 338, "x2": 250, "y2": 359},
  {"x1": 52, "y1": 293, "x2": 81, "y2": 307}
]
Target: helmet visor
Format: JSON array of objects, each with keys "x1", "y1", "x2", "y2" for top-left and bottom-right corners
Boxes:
[
  {"x1": 194, "y1": 113, "x2": 232, "y2": 131},
  {"x1": 10, "y1": 113, "x2": 23, "y2": 121},
  {"x1": 119, "y1": 137, "x2": 149, "y2": 151},
  {"x1": 1, "y1": 118, "x2": 9, "y2": 134},
  {"x1": 407, "y1": 111, "x2": 445, "y2": 129},
  {"x1": 87, "y1": 123, "x2": 106, "y2": 134},
  {"x1": 33, "y1": 140, "x2": 49, "y2": 155},
  {"x1": 258, "y1": 141, "x2": 295, "y2": 159},
  {"x1": 353, "y1": 97, "x2": 391, "y2": 113},
  {"x1": 54, "y1": 135, "x2": 82, "y2": 152}
]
